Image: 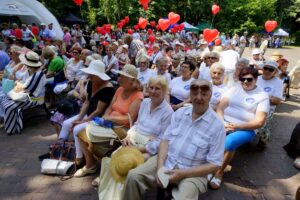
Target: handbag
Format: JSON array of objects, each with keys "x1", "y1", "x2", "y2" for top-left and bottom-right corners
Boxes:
[
  {"x1": 40, "y1": 141, "x2": 76, "y2": 176},
  {"x1": 7, "y1": 90, "x2": 30, "y2": 102},
  {"x1": 86, "y1": 114, "x2": 133, "y2": 143}
]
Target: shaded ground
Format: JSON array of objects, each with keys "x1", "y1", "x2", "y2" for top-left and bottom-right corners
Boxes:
[{"x1": 0, "y1": 47, "x2": 299, "y2": 200}]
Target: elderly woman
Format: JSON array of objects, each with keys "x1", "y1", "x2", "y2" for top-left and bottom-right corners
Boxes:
[
  {"x1": 1, "y1": 51, "x2": 47, "y2": 135},
  {"x1": 209, "y1": 67, "x2": 270, "y2": 189},
  {"x1": 153, "y1": 56, "x2": 171, "y2": 85},
  {"x1": 95, "y1": 76, "x2": 174, "y2": 197},
  {"x1": 64, "y1": 47, "x2": 83, "y2": 83},
  {"x1": 137, "y1": 55, "x2": 152, "y2": 95},
  {"x1": 210, "y1": 62, "x2": 227, "y2": 110},
  {"x1": 42, "y1": 46, "x2": 64, "y2": 79},
  {"x1": 169, "y1": 61, "x2": 195, "y2": 110},
  {"x1": 74, "y1": 64, "x2": 144, "y2": 177},
  {"x1": 226, "y1": 58, "x2": 250, "y2": 88},
  {"x1": 103, "y1": 45, "x2": 119, "y2": 80},
  {"x1": 193, "y1": 51, "x2": 220, "y2": 81},
  {"x1": 58, "y1": 60, "x2": 115, "y2": 164}
]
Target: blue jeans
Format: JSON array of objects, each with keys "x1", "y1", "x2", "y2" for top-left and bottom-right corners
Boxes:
[{"x1": 225, "y1": 130, "x2": 256, "y2": 152}]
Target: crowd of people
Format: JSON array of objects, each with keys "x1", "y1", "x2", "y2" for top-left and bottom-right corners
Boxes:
[{"x1": 0, "y1": 21, "x2": 300, "y2": 200}]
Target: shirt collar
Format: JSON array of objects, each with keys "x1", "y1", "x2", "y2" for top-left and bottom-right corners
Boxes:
[{"x1": 183, "y1": 105, "x2": 212, "y2": 123}]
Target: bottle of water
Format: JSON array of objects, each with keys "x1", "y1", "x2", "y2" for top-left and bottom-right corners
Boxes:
[{"x1": 92, "y1": 117, "x2": 113, "y2": 128}]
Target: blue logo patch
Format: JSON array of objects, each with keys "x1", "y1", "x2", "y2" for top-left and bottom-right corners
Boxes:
[
  {"x1": 264, "y1": 87, "x2": 272, "y2": 92},
  {"x1": 184, "y1": 85, "x2": 190, "y2": 90},
  {"x1": 139, "y1": 77, "x2": 145, "y2": 81},
  {"x1": 214, "y1": 92, "x2": 221, "y2": 98},
  {"x1": 245, "y1": 98, "x2": 255, "y2": 103}
]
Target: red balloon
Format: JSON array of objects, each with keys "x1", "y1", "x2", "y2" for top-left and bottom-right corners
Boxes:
[
  {"x1": 138, "y1": 18, "x2": 148, "y2": 29},
  {"x1": 214, "y1": 38, "x2": 221, "y2": 46},
  {"x1": 139, "y1": 0, "x2": 150, "y2": 10},
  {"x1": 168, "y1": 12, "x2": 180, "y2": 24},
  {"x1": 203, "y1": 29, "x2": 219, "y2": 43},
  {"x1": 96, "y1": 26, "x2": 102, "y2": 33},
  {"x1": 265, "y1": 20, "x2": 278, "y2": 33},
  {"x1": 147, "y1": 28, "x2": 153, "y2": 35},
  {"x1": 134, "y1": 25, "x2": 139, "y2": 30},
  {"x1": 170, "y1": 28, "x2": 177, "y2": 34},
  {"x1": 158, "y1": 19, "x2": 170, "y2": 32},
  {"x1": 102, "y1": 41, "x2": 109, "y2": 47},
  {"x1": 120, "y1": 19, "x2": 126, "y2": 25},
  {"x1": 150, "y1": 21, "x2": 156, "y2": 28},
  {"x1": 143, "y1": 4, "x2": 149, "y2": 10},
  {"x1": 104, "y1": 24, "x2": 111, "y2": 33},
  {"x1": 125, "y1": 16, "x2": 130, "y2": 23},
  {"x1": 149, "y1": 35, "x2": 155, "y2": 43},
  {"x1": 156, "y1": 25, "x2": 160, "y2": 31},
  {"x1": 31, "y1": 26, "x2": 39, "y2": 35},
  {"x1": 73, "y1": 0, "x2": 83, "y2": 6},
  {"x1": 15, "y1": 28, "x2": 22, "y2": 39},
  {"x1": 127, "y1": 29, "x2": 134, "y2": 35},
  {"x1": 178, "y1": 23, "x2": 185, "y2": 31},
  {"x1": 212, "y1": 4, "x2": 220, "y2": 15},
  {"x1": 117, "y1": 22, "x2": 123, "y2": 29}
]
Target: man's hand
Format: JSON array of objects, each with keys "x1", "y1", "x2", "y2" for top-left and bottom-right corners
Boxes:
[{"x1": 165, "y1": 169, "x2": 185, "y2": 184}]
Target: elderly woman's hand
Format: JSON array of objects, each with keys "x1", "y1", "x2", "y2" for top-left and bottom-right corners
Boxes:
[
  {"x1": 121, "y1": 135, "x2": 132, "y2": 146},
  {"x1": 225, "y1": 123, "x2": 236, "y2": 132}
]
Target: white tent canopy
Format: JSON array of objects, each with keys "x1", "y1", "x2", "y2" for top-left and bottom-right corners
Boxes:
[
  {"x1": 274, "y1": 28, "x2": 289, "y2": 37},
  {"x1": 0, "y1": 0, "x2": 63, "y2": 39}
]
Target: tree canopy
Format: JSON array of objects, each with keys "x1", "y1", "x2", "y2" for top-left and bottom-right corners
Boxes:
[{"x1": 39, "y1": 0, "x2": 299, "y2": 35}]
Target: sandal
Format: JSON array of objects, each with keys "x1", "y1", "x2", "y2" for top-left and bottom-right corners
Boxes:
[
  {"x1": 92, "y1": 177, "x2": 100, "y2": 187},
  {"x1": 209, "y1": 176, "x2": 223, "y2": 190},
  {"x1": 207, "y1": 174, "x2": 213, "y2": 182}
]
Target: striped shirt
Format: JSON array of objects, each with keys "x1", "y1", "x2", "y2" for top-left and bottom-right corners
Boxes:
[
  {"x1": 24, "y1": 70, "x2": 47, "y2": 98},
  {"x1": 162, "y1": 106, "x2": 226, "y2": 169}
]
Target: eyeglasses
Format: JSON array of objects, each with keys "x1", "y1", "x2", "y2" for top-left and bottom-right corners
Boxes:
[
  {"x1": 206, "y1": 57, "x2": 217, "y2": 60},
  {"x1": 263, "y1": 67, "x2": 275, "y2": 72},
  {"x1": 181, "y1": 65, "x2": 190, "y2": 69},
  {"x1": 190, "y1": 84, "x2": 210, "y2": 92},
  {"x1": 239, "y1": 77, "x2": 254, "y2": 82},
  {"x1": 140, "y1": 62, "x2": 147, "y2": 64}
]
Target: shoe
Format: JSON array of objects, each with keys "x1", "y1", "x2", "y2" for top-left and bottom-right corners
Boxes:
[
  {"x1": 91, "y1": 177, "x2": 100, "y2": 187},
  {"x1": 38, "y1": 153, "x2": 50, "y2": 161},
  {"x1": 74, "y1": 165, "x2": 97, "y2": 177},
  {"x1": 294, "y1": 158, "x2": 300, "y2": 170}
]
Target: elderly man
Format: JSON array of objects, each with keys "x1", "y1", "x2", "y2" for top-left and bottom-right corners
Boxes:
[
  {"x1": 123, "y1": 34, "x2": 145, "y2": 65},
  {"x1": 122, "y1": 79, "x2": 226, "y2": 200}
]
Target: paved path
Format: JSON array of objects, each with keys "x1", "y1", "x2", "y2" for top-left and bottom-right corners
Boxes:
[{"x1": 0, "y1": 47, "x2": 299, "y2": 200}]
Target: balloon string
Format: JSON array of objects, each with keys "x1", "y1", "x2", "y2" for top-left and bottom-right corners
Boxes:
[{"x1": 211, "y1": 15, "x2": 215, "y2": 28}]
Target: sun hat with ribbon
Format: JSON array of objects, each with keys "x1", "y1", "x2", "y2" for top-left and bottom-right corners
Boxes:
[
  {"x1": 19, "y1": 51, "x2": 42, "y2": 67},
  {"x1": 80, "y1": 60, "x2": 111, "y2": 80},
  {"x1": 112, "y1": 64, "x2": 138, "y2": 79},
  {"x1": 110, "y1": 147, "x2": 144, "y2": 183}
]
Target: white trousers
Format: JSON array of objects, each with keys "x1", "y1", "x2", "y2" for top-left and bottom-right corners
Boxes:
[{"x1": 59, "y1": 114, "x2": 88, "y2": 158}]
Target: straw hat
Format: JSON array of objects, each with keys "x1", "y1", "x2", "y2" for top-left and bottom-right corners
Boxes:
[
  {"x1": 80, "y1": 60, "x2": 111, "y2": 80},
  {"x1": 19, "y1": 51, "x2": 42, "y2": 67},
  {"x1": 112, "y1": 64, "x2": 138, "y2": 79},
  {"x1": 110, "y1": 147, "x2": 144, "y2": 183}
]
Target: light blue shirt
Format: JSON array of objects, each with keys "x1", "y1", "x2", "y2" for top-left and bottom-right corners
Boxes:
[{"x1": 0, "y1": 51, "x2": 10, "y2": 71}]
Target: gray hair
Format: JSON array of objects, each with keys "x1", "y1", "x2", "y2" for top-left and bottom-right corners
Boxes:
[
  {"x1": 155, "y1": 56, "x2": 168, "y2": 66},
  {"x1": 210, "y1": 62, "x2": 225, "y2": 73},
  {"x1": 209, "y1": 51, "x2": 220, "y2": 60},
  {"x1": 236, "y1": 58, "x2": 250, "y2": 68}
]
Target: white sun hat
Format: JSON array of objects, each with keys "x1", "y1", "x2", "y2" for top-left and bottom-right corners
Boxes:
[{"x1": 80, "y1": 60, "x2": 111, "y2": 80}]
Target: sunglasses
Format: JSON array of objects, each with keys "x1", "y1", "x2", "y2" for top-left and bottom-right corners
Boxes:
[
  {"x1": 206, "y1": 57, "x2": 217, "y2": 60},
  {"x1": 263, "y1": 67, "x2": 275, "y2": 72},
  {"x1": 190, "y1": 84, "x2": 210, "y2": 92},
  {"x1": 239, "y1": 77, "x2": 254, "y2": 82}
]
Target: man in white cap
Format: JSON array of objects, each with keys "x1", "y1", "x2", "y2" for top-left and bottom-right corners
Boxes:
[
  {"x1": 48, "y1": 23, "x2": 56, "y2": 40},
  {"x1": 39, "y1": 23, "x2": 50, "y2": 40},
  {"x1": 172, "y1": 41, "x2": 185, "y2": 62},
  {"x1": 249, "y1": 49, "x2": 264, "y2": 73}
]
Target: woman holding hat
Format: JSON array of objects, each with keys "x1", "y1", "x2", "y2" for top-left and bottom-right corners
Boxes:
[
  {"x1": 1, "y1": 51, "x2": 47, "y2": 135},
  {"x1": 58, "y1": 60, "x2": 115, "y2": 165},
  {"x1": 74, "y1": 64, "x2": 143, "y2": 177}
]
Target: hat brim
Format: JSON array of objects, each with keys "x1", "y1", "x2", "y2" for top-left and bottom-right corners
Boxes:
[
  {"x1": 80, "y1": 68, "x2": 111, "y2": 81},
  {"x1": 111, "y1": 69, "x2": 136, "y2": 79},
  {"x1": 110, "y1": 147, "x2": 144, "y2": 183},
  {"x1": 19, "y1": 54, "x2": 42, "y2": 68}
]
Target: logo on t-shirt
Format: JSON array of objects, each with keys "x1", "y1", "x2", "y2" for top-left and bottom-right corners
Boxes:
[
  {"x1": 245, "y1": 97, "x2": 255, "y2": 104},
  {"x1": 264, "y1": 87, "x2": 272, "y2": 93},
  {"x1": 184, "y1": 85, "x2": 190, "y2": 90},
  {"x1": 213, "y1": 92, "x2": 221, "y2": 98},
  {"x1": 139, "y1": 77, "x2": 144, "y2": 82}
]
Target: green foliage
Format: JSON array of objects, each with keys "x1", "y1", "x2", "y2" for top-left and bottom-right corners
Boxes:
[{"x1": 38, "y1": 0, "x2": 299, "y2": 36}]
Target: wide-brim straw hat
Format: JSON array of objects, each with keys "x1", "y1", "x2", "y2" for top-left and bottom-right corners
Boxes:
[
  {"x1": 112, "y1": 64, "x2": 138, "y2": 79},
  {"x1": 110, "y1": 147, "x2": 144, "y2": 183},
  {"x1": 19, "y1": 51, "x2": 42, "y2": 68},
  {"x1": 80, "y1": 60, "x2": 111, "y2": 81}
]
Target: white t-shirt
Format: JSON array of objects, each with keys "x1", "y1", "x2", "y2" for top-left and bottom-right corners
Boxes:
[
  {"x1": 66, "y1": 58, "x2": 84, "y2": 81},
  {"x1": 223, "y1": 85, "x2": 270, "y2": 124},
  {"x1": 198, "y1": 62, "x2": 211, "y2": 81},
  {"x1": 103, "y1": 55, "x2": 119, "y2": 73},
  {"x1": 170, "y1": 77, "x2": 194, "y2": 101},
  {"x1": 138, "y1": 68, "x2": 153, "y2": 86},
  {"x1": 221, "y1": 50, "x2": 240, "y2": 73},
  {"x1": 256, "y1": 76, "x2": 283, "y2": 113},
  {"x1": 210, "y1": 84, "x2": 227, "y2": 109}
]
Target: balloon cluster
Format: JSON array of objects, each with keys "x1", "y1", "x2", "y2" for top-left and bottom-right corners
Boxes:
[
  {"x1": 96, "y1": 24, "x2": 111, "y2": 35},
  {"x1": 117, "y1": 16, "x2": 130, "y2": 29},
  {"x1": 157, "y1": 12, "x2": 181, "y2": 32}
]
